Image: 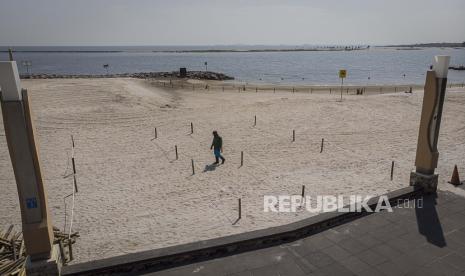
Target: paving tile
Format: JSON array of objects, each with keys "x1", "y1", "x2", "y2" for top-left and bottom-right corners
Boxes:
[
  {"x1": 316, "y1": 262, "x2": 356, "y2": 276},
  {"x1": 355, "y1": 266, "x2": 385, "y2": 276},
  {"x1": 287, "y1": 239, "x2": 319, "y2": 257},
  {"x1": 233, "y1": 251, "x2": 279, "y2": 271},
  {"x1": 371, "y1": 243, "x2": 402, "y2": 260},
  {"x1": 420, "y1": 242, "x2": 453, "y2": 259},
  {"x1": 438, "y1": 217, "x2": 464, "y2": 234},
  {"x1": 320, "y1": 244, "x2": 352, "y2": 261},
  {"x1": 376, "y1": 260, "x2": 405, "y2": 276},
  {"x1": 404, "y1": 266, "x2": 443, "y2": 276},
  {"x1": 274, "y1": 258, "x2": 306, "y2": 276},
  {"x1": 338, "y1": 256, "x2": 372, "y2": 273},
  {"x1": 404, "y1": 246, "x2": 442, "y2": 266},
  {"x1": 249, "y1": 265, "x2": 279, "y2": 276},
  {"x1": 369, "y1": 225, "x2": 409, "y2": 243},
  {"x1": 451, "y1": 243, "x2": 465, "y2": 257},
  {"x1": 355, "y1": 249, "x2": 389, "y2": 266},
  {"x1": 226, "y1": 271, "x2": 253, "y2": 276},
  {"x1": 338, "y1": 237, "x2": 370, "y2": 254},
  {"x1": 290, "y1": 253, "x2": 318, "y2": 274},
  {"x1": 323, "y1": 229, "x2": 349, "y2": 243},
  {"x1": 303, "y1": 234, "x2": 335, "y2": 251},
  {"x1": 441, "y1": 252, "x2": 465, "y2": 270},
  {"x1": 388, "y1": 254, "x2": 423, "y2": 274},
  {"x1": 388, "y1": 237, "x2": 418, "y2": 253},
  {"x1": 303, "y1": 251, "x2": 336, "y2": 268},
  {"x1": 399, "y1": 232, "x2": 427, "y2": 245},
  {"x1": 353, "y1": 232, "x2": 384, "y2": 248},
  {"x1": 423, "y1": 259, "x2": 463, "y2": 275}
]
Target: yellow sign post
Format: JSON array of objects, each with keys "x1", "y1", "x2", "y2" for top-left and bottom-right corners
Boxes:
[{"x1": 339, "y1": 69, "x2": 347, "y2": 101}]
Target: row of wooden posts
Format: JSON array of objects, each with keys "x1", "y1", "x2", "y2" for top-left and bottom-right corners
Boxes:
[{"x1": 151, "y1": 119, "x2": 397, "y2": 224}]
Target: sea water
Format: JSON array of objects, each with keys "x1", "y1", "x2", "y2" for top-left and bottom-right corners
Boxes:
[{"x1": 1, "y1": 46, "x2": 464, "y2": 85}]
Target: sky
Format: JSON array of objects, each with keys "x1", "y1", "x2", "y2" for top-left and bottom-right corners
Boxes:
[{"x1": 0, "y1": 0, "x2": 464, "y2": 46}]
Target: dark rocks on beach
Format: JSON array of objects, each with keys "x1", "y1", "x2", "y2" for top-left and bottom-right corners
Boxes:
[{"x1": 20, "y1": 71, "x2": 234, "y2": 81}]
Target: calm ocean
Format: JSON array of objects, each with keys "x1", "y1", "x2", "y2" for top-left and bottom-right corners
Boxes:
[{"x1": 1, "y1": 46, "x2": 464, "y2": 85}]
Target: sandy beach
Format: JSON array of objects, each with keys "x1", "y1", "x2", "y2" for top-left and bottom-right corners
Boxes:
[{"x1": 1, "y1": 78, "x2": 464, "y2": 264}]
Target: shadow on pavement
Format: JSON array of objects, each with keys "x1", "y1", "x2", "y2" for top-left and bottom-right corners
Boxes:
[{"x1": 415, "y1": 193, "x2": 446, "y2": 247}]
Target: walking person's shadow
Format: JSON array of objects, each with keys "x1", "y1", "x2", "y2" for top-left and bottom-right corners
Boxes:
[{"x1": 203, "y1": 163, "x2": 218, "y2": 173}]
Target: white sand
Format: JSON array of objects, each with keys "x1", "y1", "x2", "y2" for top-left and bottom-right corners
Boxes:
[{"x1": 1, "y1": 78, "x2": 464, "y2": 263}]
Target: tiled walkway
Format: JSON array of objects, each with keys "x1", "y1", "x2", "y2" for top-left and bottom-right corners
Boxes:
[{"x1": 146, "y1": 190, "x2": 465, "y2": 276}]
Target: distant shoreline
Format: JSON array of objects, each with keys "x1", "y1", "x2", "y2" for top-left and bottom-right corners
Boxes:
[
  {"x1": 383, "y1": 42, "x2": 465, "y2": 48},
  {"x1": 0, "y1": 47, "x2": 370, "y2": 54}
]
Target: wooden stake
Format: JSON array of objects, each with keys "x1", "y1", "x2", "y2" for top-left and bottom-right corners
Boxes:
[
  {"x1": 238, "y1": 198, "x2": 242, "y2": 219},
  {"x1": 256, "y1": 87, "x2": 258, "y2": 92},
  {"x1": 273, "y1": 87, "x2": 275, "y2": 93},
  {"x1": 175, "y1": 145, "x2": 178, "y2": 160},
  {"x1": 391, "y1": 161, "x2": 394, "y2": 181},
  {"x1": 190, "y1": 122, "x2": 194, "y2": 134},
  {"x1": 240, "y1": 151, "x2": 244, "y2": 167},
  {"x1": 320, "y1": 138, "x2": 324, "y2": 153},
  {"x1": 154, "y1": 127, "x2": 157, "y2": 139},
  {"x1": 72, "y1": 157, "x2": 78, "y2": 193},
  {"x1": 301, "y1": 185, "x2": 305, "y2": 198},
  {"x1": 72, "y1": 158, "x2": 76, "y2": 174},
  {"x1": 73, "y1": 174, "x2": 78, "y2": 193},
  {"x1": 71, "y1": 135, "x2": 75, "y2": 148},
  {"x1": 11, "y1": 238, "x2": 17, "y2": 260},
  {"x1": 191, "y1": 159, "x2": 195, "y2": 175},
  {"x1": 58, "y1": 240, "x2": 66, "y2": 263},
  {"x1": 68, "y1": 241, "x2": 74, "y2": 261},
  {"x1": 254, "y1": 115, "x2": 257, "y2": 127},
  {"x1": 292, "y1": 130, "x2": 295, "y2": 142}
]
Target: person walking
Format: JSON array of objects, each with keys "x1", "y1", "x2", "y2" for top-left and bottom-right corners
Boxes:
[{"x1": 210, "y1": 131, "x2": 225, "y2": 164}]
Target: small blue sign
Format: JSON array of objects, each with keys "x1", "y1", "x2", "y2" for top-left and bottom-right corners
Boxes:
[{"x1": 26, "y1": 197, "x2": 38, "y2": 209}]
